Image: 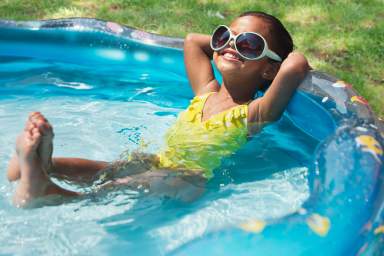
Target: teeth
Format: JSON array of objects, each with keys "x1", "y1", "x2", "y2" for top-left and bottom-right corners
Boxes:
[{"x1": 224, "y1": 52, "x2": 238, "y2": 59}]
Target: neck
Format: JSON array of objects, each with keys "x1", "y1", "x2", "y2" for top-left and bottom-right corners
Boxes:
[{"x1": 218, "y1": 75, "x2": 259, "y2": 103}]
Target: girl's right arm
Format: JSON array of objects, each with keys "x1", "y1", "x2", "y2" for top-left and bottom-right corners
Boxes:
[{"x1": 184, "y1": 33, "x2": 219, "y2": 96}]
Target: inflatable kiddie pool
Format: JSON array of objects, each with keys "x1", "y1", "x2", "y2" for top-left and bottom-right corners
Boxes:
[{"x1": 0, "y1": 19, "x2": 383, "y2": 255}]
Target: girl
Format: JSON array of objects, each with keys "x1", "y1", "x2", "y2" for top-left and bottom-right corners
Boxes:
[{"x1": 7, "y1": 11, "x2": 309, "y2": 207}]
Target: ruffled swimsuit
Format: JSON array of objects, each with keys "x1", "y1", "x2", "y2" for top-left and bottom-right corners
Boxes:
[{"x1": 157, "y1": 92, "x2": 249, "y2": 178}]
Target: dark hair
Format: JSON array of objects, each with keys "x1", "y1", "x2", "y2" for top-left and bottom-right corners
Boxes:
[
  {"x1": 238, "y1": 11, "x2": 293, "y2": 61},
  {"x1": 238, "y1": 11, "x2": 293, "y2": 91}
]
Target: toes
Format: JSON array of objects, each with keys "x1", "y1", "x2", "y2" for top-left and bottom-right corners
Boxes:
[
  {"x1": 24, "y1": 121, "x2": 35, "y2": 132},
  {"x1": 28, "y1": 112, "x2": 42, "y2": 121},
  {"x1": 35, "y1": 119, "x2": 46, "y2": 131},
  {"x1": 43, "y1": 123, "x2": 54, "y2": 137},
  {"x1": 25, "y1": 112, "x2": 40, "y2": 131},
  {"x1": 40, "y1": 121, "x2": 53, "y2": 137},
  {"x1": 30, "y1": 127, "x2": 42, "y2": 144},
  {"x1": 29, "y1": 112, "x2": 46, "y2": 123},
  {"x1": 27, "y1": 112, "x2": 53, "y2": 136}
]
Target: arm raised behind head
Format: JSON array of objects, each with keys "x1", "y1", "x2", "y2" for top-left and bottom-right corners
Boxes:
[
  {"x1": 184, "y1": 33, "x2": 220, "y2": 96},
  {"x1": 249, "y1": 52, "x2": 309, "y2": 124}
]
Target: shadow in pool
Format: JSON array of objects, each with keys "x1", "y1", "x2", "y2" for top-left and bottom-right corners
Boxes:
[{"x1": 87, "y1": 116, "x2": 318, "y2": 255}]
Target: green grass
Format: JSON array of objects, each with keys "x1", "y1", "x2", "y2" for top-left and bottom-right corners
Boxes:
[{"x1": 1, "y1": 0, "x2": 383, "y2": 118}]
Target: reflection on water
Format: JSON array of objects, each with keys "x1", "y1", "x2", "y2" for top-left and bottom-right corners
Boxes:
[{"x1": 0, "y1": 57, "x2": 318, "y2": 255}]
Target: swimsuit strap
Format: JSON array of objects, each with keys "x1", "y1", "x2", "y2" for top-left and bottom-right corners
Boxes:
[
  {"x1": 199, "y1": 91, "x2": 216, "y2": 107},
  {"x1": 186, "y1": 92, "x2": 251, "y2": 124},
  {"x1": 201, "y1": 91, "x2": 252, "y2": 113}
]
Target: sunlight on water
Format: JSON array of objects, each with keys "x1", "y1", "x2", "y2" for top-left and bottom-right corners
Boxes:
[
  {"x1": 97, "y1": 49, "x2": 126, "y2": 61},
  {"x1": 153, "y1": 167, "x2": 308, "y2": 252},
  {"x1": 0, "y1": 56, "x2": 317, "y2": 255}
]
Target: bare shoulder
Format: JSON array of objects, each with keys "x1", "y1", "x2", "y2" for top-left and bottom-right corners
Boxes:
[{"x1": 195, "y1": 79, "x2": 220, "y2": 96}]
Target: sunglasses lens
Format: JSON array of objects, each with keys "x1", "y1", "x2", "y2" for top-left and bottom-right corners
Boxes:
[
  {"x1": 236, "y1": 33, "x2": 265, "y2": 59},
  {"x1": 211, "y1": 26, "x2": 230, "y2": 49}
]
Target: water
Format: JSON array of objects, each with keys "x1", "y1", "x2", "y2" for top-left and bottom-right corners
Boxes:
[{"x1": 0, "y1": 56, "x2": 318, "y2": 255}]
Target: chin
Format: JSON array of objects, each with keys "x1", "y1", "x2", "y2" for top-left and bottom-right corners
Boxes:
[{"x1": 216, "y1": 58, "x2": 242, "y2": 74}]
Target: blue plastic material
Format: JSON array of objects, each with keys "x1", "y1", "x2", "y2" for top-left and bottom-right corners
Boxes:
[{"x1": 0, "y1": 18, "x2": 383, "y2": 255}]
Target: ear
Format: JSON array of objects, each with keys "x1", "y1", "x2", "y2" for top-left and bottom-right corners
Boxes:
[{"x1": 261, "y1": 62, "x2": 280, "y2": 81}]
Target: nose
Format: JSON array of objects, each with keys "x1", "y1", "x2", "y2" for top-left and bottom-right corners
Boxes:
[{"x1": 228, "y1": 38, "x2": 235, "y2": 49}]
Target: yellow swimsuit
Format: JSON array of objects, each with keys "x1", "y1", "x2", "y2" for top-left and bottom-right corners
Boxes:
[{"x1": 157, "y1": 92, "x2": 249, "y2": 178}]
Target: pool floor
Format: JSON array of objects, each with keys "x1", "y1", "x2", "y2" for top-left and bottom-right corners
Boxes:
[{"x1": 0, "y1": 56, "x2": 317, "y2": 255}]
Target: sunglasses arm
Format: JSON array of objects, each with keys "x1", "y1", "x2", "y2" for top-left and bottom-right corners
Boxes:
[{"x1": 266, "y1": 50, "x2": 282, "y2": 62}]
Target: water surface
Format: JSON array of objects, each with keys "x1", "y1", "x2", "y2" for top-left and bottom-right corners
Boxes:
[{"x1": 0, "y1": 56, "x2": 318, "y2": 255}]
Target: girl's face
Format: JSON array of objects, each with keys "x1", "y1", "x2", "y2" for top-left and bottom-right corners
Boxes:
[{"x1": 213, "y1": 16, "x2": 275, "y2": 79}]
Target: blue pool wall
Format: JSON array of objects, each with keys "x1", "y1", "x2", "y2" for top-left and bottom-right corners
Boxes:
[{"x1": 0, "y1": 18, "x2": 383, "y2": 255}]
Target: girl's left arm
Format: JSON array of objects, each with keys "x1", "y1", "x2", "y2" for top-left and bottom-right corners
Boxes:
[{"x1": 250, "y1": 52, "x2": 309, "y2": 123}]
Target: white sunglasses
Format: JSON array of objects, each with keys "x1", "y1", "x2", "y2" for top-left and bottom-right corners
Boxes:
[{"x1": 210, "y1": 25, "x2": 282, "y2": 62}]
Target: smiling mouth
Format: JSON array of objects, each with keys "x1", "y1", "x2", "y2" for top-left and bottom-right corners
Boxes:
[{"x1": 220, "y1": 49, "x2": 243, "y2": 62}]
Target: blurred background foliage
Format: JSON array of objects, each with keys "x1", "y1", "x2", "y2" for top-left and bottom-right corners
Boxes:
[{"x1": 0, "y1": 0, "x2": 383, "y2": 117}]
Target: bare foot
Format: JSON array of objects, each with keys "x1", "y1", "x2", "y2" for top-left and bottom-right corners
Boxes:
[
  {"x1": 6, "y1": 154, "x2": 20, "y2": 181},
  {"x1": 7, "y1": 112, "x2": 54, "y2": 181},
  {"x1": 13, "y1": 122, "x2": 51, "y2": 206},
  {"x1": 29, "y1": 112, "x2": 54, "y2": 173}
]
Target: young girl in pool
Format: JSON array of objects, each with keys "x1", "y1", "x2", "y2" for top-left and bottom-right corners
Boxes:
[{"x1": 7, "y1": 11, "x2": 309, "y2": 206}]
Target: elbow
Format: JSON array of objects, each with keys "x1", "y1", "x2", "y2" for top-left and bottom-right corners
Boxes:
[
  {"x1": 280, "y1": 52, "x2": 310, "y2": 80},
  {"x1": 184, "y1": 33, "x2": 196, "y2": 42},
  {"x1": 184, "y1": 33, "x2": 199, "y2": 49}
]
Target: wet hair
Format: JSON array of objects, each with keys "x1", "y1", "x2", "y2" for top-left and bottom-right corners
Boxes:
[
  {"x1": 238, "y1": 11, "x2": 293, "y2": 61},
  {"x1": 238, "y1": 11, "x2": 294, "y2": 91}
]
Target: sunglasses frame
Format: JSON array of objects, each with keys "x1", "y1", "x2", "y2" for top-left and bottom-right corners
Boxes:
[{"x1": 210, "y1": 25, "x2": 282, "y2": 62}]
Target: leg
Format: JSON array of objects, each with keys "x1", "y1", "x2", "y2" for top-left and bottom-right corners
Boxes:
[
  {"x1": 47, "y1": 158, "x2": 109, "y2": 184},
  {"x1": 107, "y1": 169, "x2": 207, "y2": 202},
  {"x1": 7, "y1": 112, "x2": 109, "y2": 184},
  {"x1": 48, "y1": 152, "x2": 159, "y2": 184},
  {"x1": 143, "y1": 170, "x2": 206, "y2": 202},
  {"x1": 7, "y1": 156, "x2": 109, "y2": 183},
  {"x1": 13, "y1": 118, "x2": 79, "y2": 207}
]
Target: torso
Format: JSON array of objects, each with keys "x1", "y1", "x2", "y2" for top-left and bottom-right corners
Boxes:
[
  {"x1": 199, "y1": 88, "x2": 262, "y2": 133},
  {"x1": 157, "y1": 92, "x2": 250, "y2": 178}
]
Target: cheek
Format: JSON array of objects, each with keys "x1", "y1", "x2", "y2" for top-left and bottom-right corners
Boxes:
[
  {"x1": 213, "y1": 52, "x2": 220, "y2": 65},
  {"x1": 213, "y1": 53, "x2": 228, "y2": 71},
  {"x1": 243, "y1": 60, "x2": 268, "y2": 73}
]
